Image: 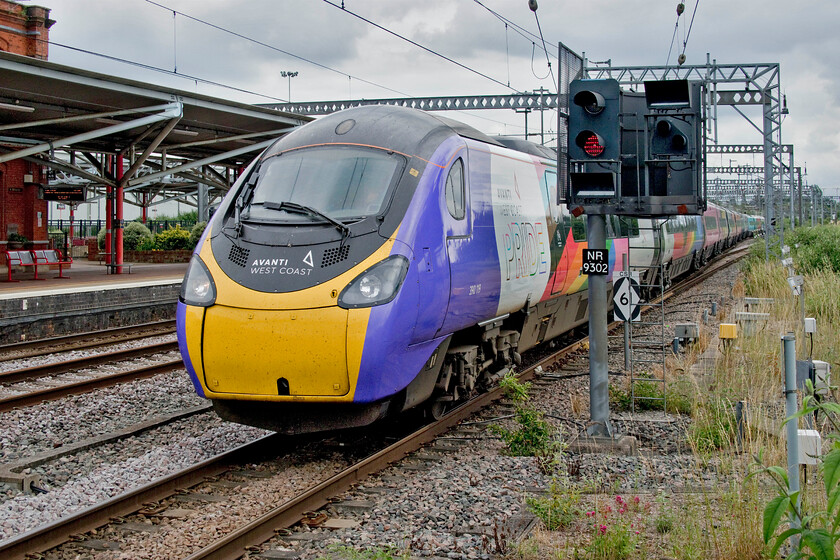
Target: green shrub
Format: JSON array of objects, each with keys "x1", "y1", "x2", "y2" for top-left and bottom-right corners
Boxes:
[
  {"x1": 526, "y1": 478, "x2": 581, "y2": 530},
  {"x1": 687, "y1": 398, "x2": 735, "y2": 452},
  {"x1": 154, "y1": 225, "x2": 191, "y2": 250},
  {"x1": 789, "y1": 224, "x2": 840, "y2": 274},
  {"x1": 490, "y1": 371, "x2": 565, "y2": 473},
  {"x1": 752, "y1": 384, "x2": 840, "y2": 559},
  {"x1": 577, "y1": 521, "x2": 636, "y2": 560},
  {"x1": 123, "y1": 221, "x2": 153, "y2": 251},
  {"x1": 318, "y1": 545, "x2": 409, "y2": 560},
  {"x1": 189, "y1": 221, "x2": 207, "y2": 249},
  {"x1": 138, "y1": 237, "x2": 156, "y2": 251},
  {"x1": 97, "y1": 227, "x2": 105, "y2": 250}
]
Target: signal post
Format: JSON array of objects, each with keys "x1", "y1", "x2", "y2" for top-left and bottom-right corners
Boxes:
[{"x1": 567, "y1": 78, "x2": 704, "y2": 438}]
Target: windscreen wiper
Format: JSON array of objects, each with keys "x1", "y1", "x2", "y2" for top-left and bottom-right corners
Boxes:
[
  {"x1": 232, "y1": 166, "x2": 261, "y2": 237},
  {"x1": 265, "y1": 201, "x2": 351, "y2": 243}
]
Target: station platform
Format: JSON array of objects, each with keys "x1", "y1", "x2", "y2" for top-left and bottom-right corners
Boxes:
[
  {"x1": 0, "y1": 260, "x2": 188, "y2": 345},
  {"x1": 0, "y1": 259, "x2": 187, "y2": 297}
]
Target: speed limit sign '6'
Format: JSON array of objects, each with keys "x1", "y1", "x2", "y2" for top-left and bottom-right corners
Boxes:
[{"x1": 613, "y1": 275, "x2": 641, "y2": 322}]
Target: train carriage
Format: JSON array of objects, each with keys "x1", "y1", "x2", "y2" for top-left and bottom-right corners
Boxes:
[{"x1": 177, "y1": 105, "x2": 752, "y2": 434}]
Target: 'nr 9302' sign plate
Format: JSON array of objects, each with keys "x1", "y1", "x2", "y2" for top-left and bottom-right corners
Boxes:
[{"x1": 581, "y1": 249, "x2": 609, "y2": 275}]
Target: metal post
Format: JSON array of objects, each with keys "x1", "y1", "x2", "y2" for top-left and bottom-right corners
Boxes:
[
  {"x1": 763, "y1": 91, "x2": 774, "y2": 261},
  {"x1": 789, "y1": 152, "x2": 795, "y2": 229},
  {"x1": 821, "y1": 191, "x2": 825, "y2": 224},
  {"x1": 800, "y1": 285, "x2": 806, "y2": 332},
  {"x1": 797, "y1": 168, "x2": 803, "y2": 227},
  {"x1": 105, "y1": 155, "x2": 113, "y2": 269},
  {"x1": 198, "y1": 182, "x2": 209, "y2": 222},
  {"x1": 115, "y1": 157, "x2": 124, "y2": 274},
  {"x1": 622, "y1": 253, "x2": 630, "y2": 370},
  {"x1": 782, "y1": 332, "x2": 801, "y2": 536},
  {"x1": 587, "y1": 214, "x2": 612, "y2": 437}
]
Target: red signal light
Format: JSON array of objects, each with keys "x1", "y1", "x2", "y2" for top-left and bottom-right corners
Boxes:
[
  {"x1": 575, "y1": 130, "x2": 605, "y2": 158},
  {"x1": 583, "y1": 134, "x2": 605, "y2": 157}
]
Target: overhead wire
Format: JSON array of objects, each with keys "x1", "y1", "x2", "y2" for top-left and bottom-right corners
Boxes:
[
  {"x1": 321, "y1": 0, "x2": 519, "y2": 92},
  {"x1": 143, "y1": 0, "x2": 413, "y2": 98},
  {"x1": 44, "y1": 40, "x2": 291, "y2": 103},
  {"x1": 665, "y1": 15, "x2": 680, "y2": 67},
  {"x1": 530, "y1": 6, "x2": 555, "y2": 85},
  {"x1": 58, "y1": 1, "x2": 554, "y2": 134},
  {"x1": 471, "y1": 0, "x2": 558, "y2": 62},
  {"x1": 680, "y1": 0, "x2": 701, "y2": 59}
]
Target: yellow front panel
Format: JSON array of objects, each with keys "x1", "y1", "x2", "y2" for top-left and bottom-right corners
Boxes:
[
  {"x1": 202, "y1": 305, "x2": 350, "y2": 396},
  {"x1": 183, "y1": 306, "x2": 206, "y2": 379}
]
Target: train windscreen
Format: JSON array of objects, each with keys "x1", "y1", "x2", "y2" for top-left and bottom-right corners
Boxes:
[{"x1": 245, "y1": 147, "x2": 403, "y2": 222}]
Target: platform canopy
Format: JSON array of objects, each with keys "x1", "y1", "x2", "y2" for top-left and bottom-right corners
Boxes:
[{"x1": 0, "y1": 51, "x2": 309, "y2": 214}]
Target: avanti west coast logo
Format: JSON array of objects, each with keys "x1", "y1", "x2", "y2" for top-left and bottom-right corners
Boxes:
[{"x1": 250, "y1": 251, "x2": 314, "y2": 276}]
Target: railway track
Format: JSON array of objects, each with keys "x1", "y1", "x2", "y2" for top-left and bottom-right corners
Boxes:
[
  {"x1": 0, "y1": 341, "x2": 182, "y2": 412},
  {"x1": 0, "y1": 320, "x2": 176, "y2": 362},
  {"x1": 0, "y1": 243, "x2": 750, "y2": 560}
]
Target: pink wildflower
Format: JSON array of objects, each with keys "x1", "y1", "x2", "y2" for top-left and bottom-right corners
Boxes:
[
  {"x1": 586, "y1": 511, "x2": 596, "y2": 518},
  {"x1": 599, "y1": 525, "x2": 607, "y2": 535},
  {"x1": 633, "y1": 496, "x2": 640, "y2": 504},
  {"x1": 605, "y1": 506, "x2": 612, "y2": 513},
  {"x1": 616, "y1": 495, "x2": 624, "y2": 505}
]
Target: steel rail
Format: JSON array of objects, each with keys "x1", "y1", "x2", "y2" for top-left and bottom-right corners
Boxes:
[
  {"x1": 0, "y1": 241, "x2": 751, "y2": 560},
  {"x1": 0, "y1": 320, "x2": 176, "y2": 361},
  {"x1": 0, "y1": 341, "x2": 179, "y2": 384},
  {"x1": 0, "y1": 433, "x2": 286, "y2": 560},
  {"x1": 183, "y1": 347, "x2": 572, "y2": 560},
  {"x1": 0, "y1": 333, "x2": 579, "y2": 560},
  {"x1": 0, "y1": 358, "x2": 184, "y2": 413}
]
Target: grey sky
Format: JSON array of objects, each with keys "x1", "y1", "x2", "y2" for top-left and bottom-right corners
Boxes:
[{"x1": 43, "y1": 0, "x2": 839, "y2": 193}]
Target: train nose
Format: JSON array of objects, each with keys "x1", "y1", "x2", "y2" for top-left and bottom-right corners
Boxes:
[{"x1": 201, "y1": 305, "x2": 351, "y2": 397}]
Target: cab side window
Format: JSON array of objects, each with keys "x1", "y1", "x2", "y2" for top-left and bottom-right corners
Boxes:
[{"x1": 445, "y1": 159, "x2": 465, "y2": 220}]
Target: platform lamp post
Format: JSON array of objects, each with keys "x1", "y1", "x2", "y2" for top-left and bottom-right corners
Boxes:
[{"x1": 280, "y1": 71, "x2": 298, "y2": 103}]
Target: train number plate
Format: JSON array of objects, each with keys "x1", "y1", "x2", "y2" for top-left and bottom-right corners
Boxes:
[{"x1": 581, "y1": 249, "x2": 609, "y2": 275}]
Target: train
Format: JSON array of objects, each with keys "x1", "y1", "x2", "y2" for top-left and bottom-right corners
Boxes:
[{"x1": 176, "y1": 105, "x2": 761, "y2": 434}]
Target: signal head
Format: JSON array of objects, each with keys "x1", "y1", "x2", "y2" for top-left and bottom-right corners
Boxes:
[
  {"x1": 573, "y1": 90, "x2": 606, "y2": 116},
  {"x1": 575, "y1": 131, "x2": 606, "y2": 157},
  {"x1": 651, "y1": 117, "x2": 688, "y2": 154},
  {"x1": 655, "y1": 119, "x2": 672, "y2": 136}
]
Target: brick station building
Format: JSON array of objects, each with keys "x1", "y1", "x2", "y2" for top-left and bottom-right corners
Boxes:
[{"x1": 0, "y1": 0, "x2": 54, "y2": 249}]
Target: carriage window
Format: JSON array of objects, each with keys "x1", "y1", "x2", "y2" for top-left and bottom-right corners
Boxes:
[
  {"x1": 705, "y1": 216, "x2": 717, "y2": 230},
  {"x1": 445, "y1": 158, "x2": 465, "y2": 220},
  {"x1": 616, "y1": 217, "x2": 639, "y2": 237},
  {"x1": 570, "y1": 214, "x2": 587, "y2": 242},
  {"x1": 606, "y1": 216, "x2": 618, "y2": 239}
]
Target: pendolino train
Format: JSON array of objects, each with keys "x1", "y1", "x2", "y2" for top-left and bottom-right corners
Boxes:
[{"x1": 177, "y1": 105, "x2": 760, "y2": 434}]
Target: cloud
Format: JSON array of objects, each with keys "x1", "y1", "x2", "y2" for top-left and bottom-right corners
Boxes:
[{"x1": 38, "y1": 0, "x2": 840, "y2": 188}]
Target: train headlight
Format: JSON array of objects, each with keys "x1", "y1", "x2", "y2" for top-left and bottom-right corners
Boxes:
[
  {"x1": 338, "y1": 255, "x2": 409, "y2": 309},
  {"x1": 180, "y1": 255, "x2": 216, "y2": 307}
]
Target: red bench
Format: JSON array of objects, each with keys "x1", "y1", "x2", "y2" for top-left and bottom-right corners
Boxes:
[
  {"x1": 33, "y1": 249, "x2": 72, "y2": 279},
  {"x1": 4, "y1": 250, "x2": 45, "y2": 282}
]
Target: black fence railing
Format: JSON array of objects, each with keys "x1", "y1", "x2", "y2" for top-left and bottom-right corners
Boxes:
[{"x1": 48, "y1": 220, "x2": 197, "y2": 238}]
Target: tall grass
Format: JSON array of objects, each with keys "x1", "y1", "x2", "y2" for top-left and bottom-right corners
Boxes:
[{"x1": 508, "y1": 227, "x2": 840, "y2": 560}]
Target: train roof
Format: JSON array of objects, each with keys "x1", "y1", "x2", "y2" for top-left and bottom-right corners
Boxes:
[
  {"x1": 493, "y1": 137, "x2": 557, "y2": 159},
  {"x1": 265, "y1": 105, "x2": 551, "y2": 161}
]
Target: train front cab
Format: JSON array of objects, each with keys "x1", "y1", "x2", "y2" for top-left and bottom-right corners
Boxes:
[{"x1": 176, "y1": 133, "x2": 450, "y2": 433}]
